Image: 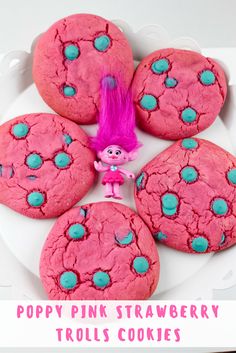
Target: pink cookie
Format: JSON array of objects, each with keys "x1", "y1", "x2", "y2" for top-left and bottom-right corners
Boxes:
[
  {"x1": 40, "y1": 202, "x2": 159, "y2": 300},
  {"x1": 33, "y1": 14, "x2": 134, "y2": 124},
  {"x1": 0, "y1": 113, "x2": 95, "y2": 218},
  {"x1": 132, "y1": 49, "x2": 227, "y2": 140},
  {"x1": 134, "y1": 138, "x2": 236, "y2": 253}
]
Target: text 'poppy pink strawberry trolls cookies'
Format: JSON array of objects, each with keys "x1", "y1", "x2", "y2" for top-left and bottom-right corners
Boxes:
[
  {"x1": 40, "y1": 202, "x2": 159, "y2": 300},
  {"x1": 134, "y1": 138, "x2": 236, "y2": 253},
  {"x1": 33, "y1": 14, "x2": 134, "y2": 124},
  {"x1": 0, "y1": 113, "x2": 95, "y2": 218},
  {"x1": 132, "y1": 48, "x2": 227, "y2": 140}
]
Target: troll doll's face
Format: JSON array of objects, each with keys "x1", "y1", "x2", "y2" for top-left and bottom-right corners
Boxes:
[{"x1": 98, "y1": 145, "x2": 137, "y2": 166}]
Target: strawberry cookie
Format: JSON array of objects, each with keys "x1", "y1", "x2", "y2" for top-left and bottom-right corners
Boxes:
[
  {"x1": 132, "y1": 48, "x2": 227, "y2": 140},
  {"x1": 33, "y1": 14, "x2": 134, "y2": 124},
  {"x1": 0, "y1": 113, "x2": 95, "y2": 218},
  {"x1": 40, "y1": 202, "x2": 159, "y2": 300},
  {"x1": 135, "y1": 138, "x2": 236, "y2": 253}
]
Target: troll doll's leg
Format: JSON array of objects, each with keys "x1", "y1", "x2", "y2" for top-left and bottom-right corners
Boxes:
[
  {"x1": 113, "y1": 182, "x2": 122, "y2": 199},
  {"x1": 105, "y1": 183, "x2": 113, "y2": 198}
]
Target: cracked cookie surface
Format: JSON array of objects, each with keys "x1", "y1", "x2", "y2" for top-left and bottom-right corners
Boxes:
[
  {"x1": 134, "y1": 138, "x2": 236, "y2": 253},
  {"x1": 40, "y1": 202, "x2": 159, "y2": 300},
  {"x1": 33, "y1": 14, "x2": 134, "y2": 124},
  {"x1": 132, "y1": 48, "x2": 227, "y2": 140},
  {"x1": 0, "y1": 113, "x2": 95, "y2": 218}
]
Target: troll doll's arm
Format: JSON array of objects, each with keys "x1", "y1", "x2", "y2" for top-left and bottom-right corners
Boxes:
[
  {"x1": 119, "y1": 168, "x2": 135, "y2": 179},
  {"x1": 94, "y1": 161, "x2": 109, "y2": 172}
]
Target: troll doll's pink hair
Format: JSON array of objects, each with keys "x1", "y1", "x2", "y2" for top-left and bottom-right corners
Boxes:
[{"x1": 91, "y1": 76, "x2": 141, "y2": 153}]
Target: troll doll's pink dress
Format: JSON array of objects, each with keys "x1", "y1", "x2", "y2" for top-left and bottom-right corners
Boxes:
[{"x1": 102, "y1": 165, "x2": 124, "y2": 185}]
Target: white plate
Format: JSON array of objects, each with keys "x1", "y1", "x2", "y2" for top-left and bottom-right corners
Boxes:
[{"x1": 0, "y1": 22, "x2": 236, "y2": 299}]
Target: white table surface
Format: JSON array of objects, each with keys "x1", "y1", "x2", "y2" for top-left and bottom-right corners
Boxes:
[{"x1": 0, "y1": 0, "x2": 236, "y2": 52}]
